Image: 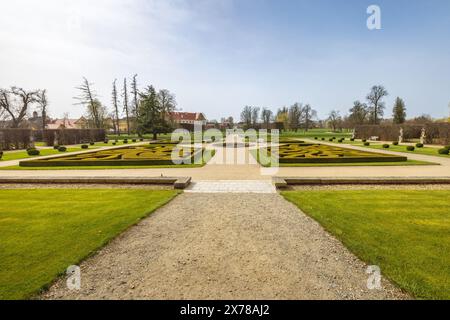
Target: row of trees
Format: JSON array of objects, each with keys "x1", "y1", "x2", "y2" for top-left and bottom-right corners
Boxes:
[
  {"x1": 240, "y1": 103, "x2": 318, "y2": 131},
  {"x1": 74, "y1": 76, "x2": 177, "y2": 137},
  {"x1": 0, "y1": 87, "x2": 48, "y2": 129}
]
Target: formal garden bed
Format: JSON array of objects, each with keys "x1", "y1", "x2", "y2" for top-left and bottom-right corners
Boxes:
[
  {"x1": 281, "y1": 190, "x2": 450, "y2": 300},
  {"x1": 18, "y1": 143, "x2": 206, "y2": 167},
  {"x1": 0, "y1": 189, "x2": 180, "y2": 299},
  {"x1": 254, "y1": 142, "x2": 410, "y2": 166}
]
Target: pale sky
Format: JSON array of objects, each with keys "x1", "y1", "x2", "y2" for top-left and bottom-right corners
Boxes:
[{"x1": 1, "y1": 0, "x2": 449, "y2": 121}]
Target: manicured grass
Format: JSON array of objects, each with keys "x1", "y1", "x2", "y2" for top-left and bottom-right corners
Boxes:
[
  {"x1": 1, "y1": 148, "x2": 88, "y2": 161},
  {"x1": 281, "y1": 129, "x2": 352, "y2": 139},
  {"x1": 0, "y1": 189, "x2": 179, "y2": 300},
  {"x1": 353, "y1": 142, "x2": 450, "y2": 158},
  {"x1": 281, "y1": 190, "x2": 450, "y2": 300}
]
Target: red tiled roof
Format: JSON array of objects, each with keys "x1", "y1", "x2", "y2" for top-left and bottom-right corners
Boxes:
[{"x1": 169, "y1": 112, "x2": 205, "y2": 121}]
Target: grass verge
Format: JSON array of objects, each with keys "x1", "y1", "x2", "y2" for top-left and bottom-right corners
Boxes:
[
  {"x1": 0, "y1": 189, "x2": 180, "y2": 300},
  {"x1": 281, "y1": 190, "x2": 450, "y2": 300}
]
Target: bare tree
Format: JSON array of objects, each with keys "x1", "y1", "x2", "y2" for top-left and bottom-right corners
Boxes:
[
  {"x1": 240, "y1": 106, "x2": 252, "y2": 129},
  {"x1": 366, "y1": 85, "x2": 388, "y2": 124},
  {"x1": 303, "y1": 104, "x2": 317, "y2": 131},
  {"x1": 122, "y1": 78, "x2": 130, "y2": 135},
  {"x1": 0, "y1": 86, "x2": 40, "y2": 128},
  {"x1": 261, "y1": 108, "x2": 273, "y2": 129},
  {"x1": 158, "y1": 89, "x2": 177, "y2": 118},
  {"x1": 348, "y1": 100, "x2": 368, "y2": 125},
  {"x1": 327, "y1": 110, "x2": 342, "y2": 132},
  {"x1": 251, "y1": 107, "x2": 260, "y2": 128},
  {"x1": 36, "y1": 89, "x2": 48, "y2": 130},
  {"x1": 131, "y1": 74, "x2": 139, "y2": 119},
  {"x1": 74, "y1": 78, "x2": 102, "y2": 128},
  {"x1": 288, "y1": 103, "x2": 304, "y2": 131},
  {"x1": 112, "y1": 79, "x2": 120, "y2": 135}
]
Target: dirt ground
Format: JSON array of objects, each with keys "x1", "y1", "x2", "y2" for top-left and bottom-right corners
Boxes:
[{"x1": 41, "y1": 193, "x2": 408, "y2": 300}]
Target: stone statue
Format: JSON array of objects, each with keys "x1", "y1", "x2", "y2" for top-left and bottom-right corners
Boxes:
[
  {"x1": 351, "y1": 129, "x2": 356, "y2": 139},
  {"x1": 420, "y1": 127, "x2": 426, "y2": 144},
  {"x1": 399, "y1": 128, "x2": 403, "y2": 144}
]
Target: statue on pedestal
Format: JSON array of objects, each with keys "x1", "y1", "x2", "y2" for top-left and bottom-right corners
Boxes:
[
  {"x1": 420, "y1": 128, "x2": 426, "y2": 144},
  {"x1": 399, "y1": 128, "x2": 403, "y2": 144}
]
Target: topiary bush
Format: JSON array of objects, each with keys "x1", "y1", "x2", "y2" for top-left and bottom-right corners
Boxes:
[
  {"x1": 329, "y1": 138, "x2": 334, "y2": 142},
  {"x1": 383, "y1": 144, "x2": 390, "y2": 148},
  {"x1": 321, "y1": 138, "x2": 325, "y2": 141},
  {"x1": 53, "y1": 145, "x2": 59, "y2": 150},
  {"x1": 416, "y1": 143, "x2": 424, "y2": 148},
  {"x1": 27, "y1": 148, "x2": 40, "y2": 156},
  {"x1": 314, "y1": 137, "x2": 318, "y2": 140},
  {"x1": 58, "y1": 146, "x2": 67, "y2": 152},
  {"x1": 350, "y1": 138, "x2": 355, "y2": 141},
  {"x1": 362, "y1": 139, "x2": 367, "y2": 143},
  {"x1": 90, "y1": 141, "x2": 95, "y2": 146},
  {"x1": 123, "y1": 139, "x2": 128, "y2": 144},
  {"x1": 112, "y1": 142, "x2": 116, "y2": 145},
  {"x1": 81, "y1": 144, "x2": 89, "y2": 149},
  {"x1": 364, "y1": 142, "x2": 370, "y2": 146},
  {"x1": 140, "y1": 138, "x2": 144, "y2": 142},
  {"x1": 438, "y1": 148, "x2": 449, "y2": 155},
  {"x1": 406, "y1": 146, "x2": 415, "y2": 151},
  {"x1": 132, "y1": 139, "x2": 137, "y2": 143},
  {"x1": 0, "y1": 151, "x2": 3, "y2": 160},
  {"x1": 392, "y1": 141, "x2": 399, "y2": 146},
  {"x1": 104, "y1": 140, "x2": 109, "y2": 144}
]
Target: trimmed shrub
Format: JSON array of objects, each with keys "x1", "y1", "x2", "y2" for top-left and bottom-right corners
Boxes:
[
  {"x1": 406, "y1": 146, "x2": 415, "y2": 151},
  {"x1": 350, "y1": 138, "x2": 355, "y2": 141},
  {"x1": 392, "y1": 141, "x2": 399, "y2": 146},
  {"x1": 53, "y1": 145, "x2": 59, "y2": 150},
  {"x1": 90, "y1": 141, "x2": 95, "y2": 146},
  {"x1": 81, "y1": 144, "x2": 89, "y2": 149},
  {"x1": 132, "y1": 139, "x2": 137, "y2": 143},
  {"x1": 438, "y1": 148, "x2": 449, "y2": 155},
  {"x1": 123, "y1": 139, "x2": 128, "y2": 144},
  {"x1": 112, "y1": 142, "x2": 116, "y2": 145},
  {"x1": 314, "y1": 137, "x2": 318, "y2": 140},
  {"x1": 329, "y1": 138, "x2": 334, "y2": 142},
  {"x1": 104, "y1": 140, "x2": 109, "y2": 144},
  {"x1": 416, "y1": 143, "x2": 424, "y2": 148},
  {"x1": 0, "y1": 151, "x2": 3, "y2": 160},
  {"x1": 362, "y1": 139, "x2": 367, "y2": 143},
  {"x1": 140, "y1": 138, "x2": 144, "y2": 142},
  {"x1": 27, "y1": 148, "x2": 40, "y2": 156},
  {"x1": 364, "y1": 142, "x2": 370, "y2": 146},
  {"x1": 58, "y1": 146, "x2": 67, "y2": 152},
  {"x1": 321, "y1": 138, "x2": 325, "y2": 141},
  {"x1": 383, "y1": 144, "x2": 390, "y2": 148}
]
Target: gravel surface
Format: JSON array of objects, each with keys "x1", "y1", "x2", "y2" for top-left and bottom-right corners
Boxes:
[{"x1": 41, "y1": 193, "x2": 408, "y2": 300}]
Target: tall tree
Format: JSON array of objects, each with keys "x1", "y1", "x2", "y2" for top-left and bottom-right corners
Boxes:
[
  {"x1": 131, "y1": 74, "x2": 140, "y2": 129},
  {"x1": 122, "y1": 78, "x2": 130, "y2": 135},
  {"x1": 240, "y1": 106, "x2": 252, "y2": 129},
  {"x1": 36, "y1": 89, "x2": 48, "y2": 130},
  {"x1": 327, "y1": 110, "x2": 342, "y2": 132},
  {"x1": 251, "y1": 107, "x2": 260, "y2": 128},
  {"x1": 366, "y1": 85, "x2": 388, "y2": 124},
  {"x1": 137, "y1": 86, "x2": 168, "y2": 140},
  {"x1": 303, "y1": 104, "x2": 317, "y2": 131},
  {"x1": 276, "y1": 107, "x2": 289, "y2": 131},
  {"x1": 392, "y1": 97, "x2": 407, "y2": 124},
  {"x1": 74, "y1": 78, "x2": 102, "y2": 128},
  {"x1": 158, "y1": 89, "x2": 177, "y2": 118},
  {"x1": 288, "y1": 103, "x2": 304, "y2": 131},
  {"x1": 348, "y1": 100, "x2": 368, "y2": 125},
  {"x1": 261, "y1": 108, "x2": 273, "y2": 129},
  {"x1": 112, "y1": 79, "x2": 120, "y2": 135},
  {"x1": 0, "y1": 87, "x2": 40, "y2": 128}
]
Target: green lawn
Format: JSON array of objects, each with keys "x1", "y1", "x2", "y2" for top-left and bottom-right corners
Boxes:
[
  {"x1": 280, "y1": 129, "x2": 352, "y2": 139},
  {"x1": 281, "y1": 190, "x2": 450, "y2": 300},
  {"x1": 1, "y1": 148, "x2": 86, "y2": 161},
  {"x1": 350, "y1": 142, "x2": 450, "y2": 158},
  {"x1": 0, "y1": 189, "x2": 179, "y2": 300}
]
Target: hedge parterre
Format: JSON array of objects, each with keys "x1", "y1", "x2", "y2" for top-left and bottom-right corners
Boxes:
[
  {"x1": 19, "y1": 143, "x2": 204, "y2": 167},
  {"x1": 262, "y1": 143, "x2": 407, "y2": 163}
]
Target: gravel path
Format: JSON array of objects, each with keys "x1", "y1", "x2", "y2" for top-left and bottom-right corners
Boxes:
[{"x1": 42, "y1": 193, "x2": 407, "y2": 300}]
